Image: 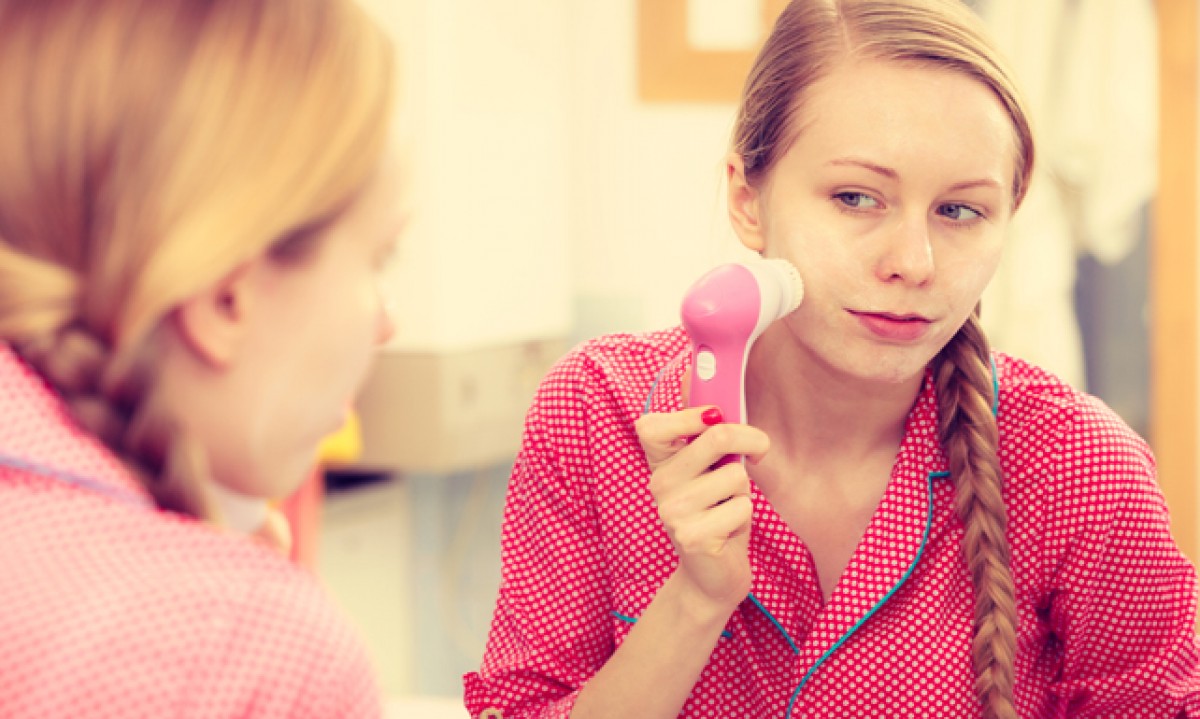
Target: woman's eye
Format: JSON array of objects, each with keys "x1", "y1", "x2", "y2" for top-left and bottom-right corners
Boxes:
[
  {"x1": 938, "y1": 203, "x2": 982, "y2": 222},
  {"x1": 833, "y1": 192, "x2": 880, "y2": 210}
]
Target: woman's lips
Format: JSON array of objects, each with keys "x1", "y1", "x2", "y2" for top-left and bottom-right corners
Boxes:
[{"x1": 850, "y1": 310, "x2": 933, "y2": 342}]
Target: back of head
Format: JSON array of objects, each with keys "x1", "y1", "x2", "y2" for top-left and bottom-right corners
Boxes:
[{"x1": 0, "y1": 0, "x2": 394, "y2": 516}]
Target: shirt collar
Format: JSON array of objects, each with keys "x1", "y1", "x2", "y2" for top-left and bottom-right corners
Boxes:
[{"x1": 790, "y1": 372, "x2": 946, "y2": 668}]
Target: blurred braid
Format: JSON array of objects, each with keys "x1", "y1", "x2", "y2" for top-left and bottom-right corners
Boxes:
[
  {"x1": 932, "y1": 312, "x2": 1017, "y2": 719},
  {"x1": 5, "y1": 250, "x2": 211, "y2": 519}
]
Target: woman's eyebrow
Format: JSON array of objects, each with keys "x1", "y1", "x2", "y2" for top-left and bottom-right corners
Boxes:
[
  {"x1": 828, "y1": 157, "x2": 898, "y2": 180},
  {"x1": 828, "y1": 157, "x2": 1002, "y2": 193},
  {"x1": 946, "y1": 178, "x2": 1003, "y2": 192}
]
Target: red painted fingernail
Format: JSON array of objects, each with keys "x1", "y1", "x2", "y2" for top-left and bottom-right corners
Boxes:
[{"x1": 701, "y1": 407, "x2": 723, "y2": 426}]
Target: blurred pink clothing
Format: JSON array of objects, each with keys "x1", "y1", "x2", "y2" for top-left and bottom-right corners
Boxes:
[{"x1": 0, "y1": 346, "x2": 382, "y2": 718}]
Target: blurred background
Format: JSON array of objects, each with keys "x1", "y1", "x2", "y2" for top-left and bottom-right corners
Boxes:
[{"x1": 287, "y1": 0, "x2": 1197, "y2": 712}]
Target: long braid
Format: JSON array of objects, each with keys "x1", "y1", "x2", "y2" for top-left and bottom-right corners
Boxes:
[{"x1": 933, "y1": 313, "x2": 1017, "y2": 719}]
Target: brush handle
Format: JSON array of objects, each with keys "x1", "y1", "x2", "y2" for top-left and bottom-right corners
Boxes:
[
  {"x1": 688, "y1": 340, "x2": 747, "y2": 469},
  {"x1": 682, "y1": 264, "x2": 764, "y2": 467}
]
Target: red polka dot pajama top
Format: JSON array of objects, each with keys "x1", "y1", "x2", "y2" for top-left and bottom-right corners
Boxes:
[
  {"x1": 0, "y1": 346, "x2": 382, "y2": 718},
  {"x1": 464, "y1": 327, "x2": 1200, "y2": 718}
]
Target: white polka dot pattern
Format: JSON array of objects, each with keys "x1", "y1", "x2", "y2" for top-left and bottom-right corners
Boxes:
[
  {"x1": 0, "y1": 346, "x2": 383, "y2": 718},
  {"x1": 463, "y1": 327, "x2": 1200, "y2": 718}
]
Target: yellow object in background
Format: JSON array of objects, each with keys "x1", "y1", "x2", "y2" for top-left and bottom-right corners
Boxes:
[
  {"x1": 318, "y1": 409, "x2": 363, "y2": 466},
  {"x1": 279, "y1": 410, "x2": 359, "y2": 568}
]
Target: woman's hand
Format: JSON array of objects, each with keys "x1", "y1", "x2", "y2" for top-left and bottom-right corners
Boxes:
[
  {"x1": 635, "y1": 407, "x2": 769, "y2": 614},
  {"x1": 569, "y1": 410, "x2": 770, "y2": 719}
]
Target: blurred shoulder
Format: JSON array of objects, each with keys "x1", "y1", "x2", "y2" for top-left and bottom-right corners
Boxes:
[{"x1": 0, "y1": 484, "x2": 381, "y2": 717}]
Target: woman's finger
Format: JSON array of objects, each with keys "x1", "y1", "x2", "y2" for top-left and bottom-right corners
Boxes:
[
  {"x1": 660, "y1": 423, "x2": 770, "y2": 483},
  {"x1": 665, "y1": 495, "x2": 754, "y2": 556},
  {"x1": 655, "y1": 463, "x2": 750, "y2": 522},
  {"x1": 634, "y1": 406, "x2": 723, "y2": 469}
]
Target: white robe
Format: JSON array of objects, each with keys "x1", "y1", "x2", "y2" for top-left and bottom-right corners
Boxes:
[{"x1": 975, "y1": 0, "x2": 1157, "y2": 389}]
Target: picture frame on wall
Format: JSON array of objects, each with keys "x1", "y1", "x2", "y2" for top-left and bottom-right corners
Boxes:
[{"x1": 637, "y1": 0, "x2": 787, "y2": 103}]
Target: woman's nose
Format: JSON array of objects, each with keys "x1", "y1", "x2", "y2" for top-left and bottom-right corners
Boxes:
[
  {"x1": 375, "y1": 287, "x2": 396, "y2": 346},
  {"x1": 876, "y1": 214, "x2": 935, "y2": 286}
]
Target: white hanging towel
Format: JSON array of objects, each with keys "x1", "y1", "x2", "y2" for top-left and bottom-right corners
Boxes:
[{"x1": 975, "y1": 0, "x2": 1157, "y2": 389}]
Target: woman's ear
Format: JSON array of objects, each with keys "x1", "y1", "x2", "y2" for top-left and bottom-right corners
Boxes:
[
  {"x1": 170, "y1": 261, "x2": 258, "y2": 369},
  {"x1": 726, "y1": 152, "x2": 766, "y2": 253}
]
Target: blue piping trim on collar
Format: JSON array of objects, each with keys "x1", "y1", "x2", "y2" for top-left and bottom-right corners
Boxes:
[
  {"x1": 643, "y1": 364, "x2": 669, "y2": 416},
  {"x1": 783, "y1": 470, "x2": 943, "y2": 717},
  {"x1": 747, "y1": 593, "x2": 800, "y2": 655},
  {"x1": 0, "y1": 452, "x2": 151, "y2": 508},
  {"x1": 990, "y1": 355, "x2": 999, "y2": 418}
]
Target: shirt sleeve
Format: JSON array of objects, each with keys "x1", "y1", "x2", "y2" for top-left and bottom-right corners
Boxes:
[
  {"x1": 1046, "y1": 409, "x2": 1200, "y2": 718},
  {"x1": 463, "y1": 354, "x2": 616, "y2": 719}
]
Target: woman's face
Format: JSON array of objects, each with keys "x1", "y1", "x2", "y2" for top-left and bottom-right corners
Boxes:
[
  {"x1": 174, "y1": 152, "x2": 405, "y2": 499},
  {"x1": 730, "y1": 58, "x2": 1018, "y2": 385}
]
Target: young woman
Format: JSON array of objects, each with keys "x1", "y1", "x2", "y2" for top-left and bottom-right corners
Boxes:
[
  {"x1": 465, "y1": 1, "x2": 1199, "y2": 717},
  {"x1": 0, "y1": 0, "x2": 402, "y2": 715}
]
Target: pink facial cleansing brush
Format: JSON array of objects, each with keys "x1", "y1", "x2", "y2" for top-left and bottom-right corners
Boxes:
[{"x1": 681, "y1": 259, "x2": 804, "y2": 463}]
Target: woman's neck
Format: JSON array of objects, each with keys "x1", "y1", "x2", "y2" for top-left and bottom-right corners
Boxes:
[{"x1": 743, "y1": 325, "x2": 925, "y2": 468}]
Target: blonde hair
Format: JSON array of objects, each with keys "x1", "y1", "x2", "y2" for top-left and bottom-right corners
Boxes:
[
  {"x1": 0, "y1": 0, "x2": 394, "y2": 519},
  {"x1": 732, "y1": 2, "x2": 1032, "y2": 717}
]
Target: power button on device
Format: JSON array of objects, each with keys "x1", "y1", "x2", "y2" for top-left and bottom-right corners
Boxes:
[{"x1": 696, "y1": 348, "x2": 717, "y2": 381}]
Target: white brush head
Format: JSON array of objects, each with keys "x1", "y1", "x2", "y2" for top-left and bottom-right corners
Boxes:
[
  {"x1": 756, "y1": 257, "x2": 804, "y2": 321},
  {"x1": 766, "y1": 258, "x2": 804, "y2": 311}
]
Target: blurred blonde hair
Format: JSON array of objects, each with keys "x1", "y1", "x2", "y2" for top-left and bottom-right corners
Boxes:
[
  {"x1": 732, "y1": 2, "x2": 1033, "y2": 718},
  {"x1": 0, "y1": 0, "x2": 394, "y2": 518}
]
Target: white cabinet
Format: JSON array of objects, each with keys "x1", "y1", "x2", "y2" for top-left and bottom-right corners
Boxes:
[{"x1": 317, "y1": 476, "x2": 413, "y2": 698}]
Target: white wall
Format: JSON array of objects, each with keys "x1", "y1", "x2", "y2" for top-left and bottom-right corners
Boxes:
[
  {"x1": 566, "y1": 1, "x2": 752, "y2": 339},
  {"x1": 362, "y1": 0, "x2": 573, "y2": 353},
  {"x1": 361, "y1": 0, "x2": 755, "y2": 347}
]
